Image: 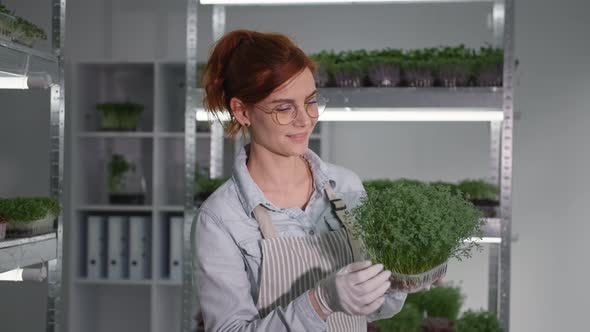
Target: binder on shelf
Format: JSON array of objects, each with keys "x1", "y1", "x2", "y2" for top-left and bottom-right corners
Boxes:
[
  {"x1": 129, "y1": 216, "x2": 151, "y2": 280},
  {"x1": 107, "y1": 216, "x2": 129, "y2": 279},
  {"x1": 86, "y1": 215, "x2": 107, "y2": 279},
  {"x1": 169, "y1": 216, "x2": 183, "y2": 281}
]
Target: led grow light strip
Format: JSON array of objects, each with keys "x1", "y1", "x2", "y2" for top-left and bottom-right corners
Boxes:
[
  {"x1": 0, "y1": 71, "x2": 53, "y2": 89},
  {"x1": 195, "y1": 108, "x2": 504, "y2": 122},
  {"x1": 0, "y1": 266, "x2": 47, "y2": 282},
  {"x1": 321, "y1": 107, "x2": 504, "y2": 122},
  {"x1": 0, "y1": 71, "x2": 28, "y2": 89},
  {"x1": 466, "y1": 237, "x2": 502, "y2": 244},
  {"x1": 200, "y1": 0, "x2": 490, "y2": 5}
]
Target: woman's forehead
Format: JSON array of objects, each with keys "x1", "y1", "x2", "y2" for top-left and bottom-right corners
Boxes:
[{"x1": 266, "y1": 68, "x2": 316, "y2": 101}]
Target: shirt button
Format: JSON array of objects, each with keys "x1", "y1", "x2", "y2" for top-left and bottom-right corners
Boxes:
[{"x1": 309, "y1": 230, "x2": 315, "y2": 235}]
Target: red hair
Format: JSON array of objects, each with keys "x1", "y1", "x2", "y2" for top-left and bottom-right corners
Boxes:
[{"x1": 202, "y1": 30, "x2": 317, "y2": 138}]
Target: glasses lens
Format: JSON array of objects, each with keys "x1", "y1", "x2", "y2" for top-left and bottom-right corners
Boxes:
[
  {"x1": 275, "y1": 103, "x2": 297, "y2": 125},
  {"x1": 306, "y1": 95, "x2": 327, "y2": 118}
]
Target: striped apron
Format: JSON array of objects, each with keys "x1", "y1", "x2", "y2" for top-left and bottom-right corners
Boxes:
[{"x1": 252, "y1": 184, "x2": 367, "y2": 332}]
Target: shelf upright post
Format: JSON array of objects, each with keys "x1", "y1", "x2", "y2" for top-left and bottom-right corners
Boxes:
[
  {"x1": 488, "y1": 120, "x2": 502, "y2": 315},
  {"x1": 183, "y1": 1, "x2": 199, "y2": 332},
  {"x1": 488, "y1": 1, "x2": 505, "y2": 312},
  {"x1": 46, "y1": 0, "x2": 67, "y2": 331},
  {"x1": 210, "y1": 5, "x2": 227, "y2": 178},
  {"x1": 499, "y1": 0, "x2": 515, "y2": 330}
]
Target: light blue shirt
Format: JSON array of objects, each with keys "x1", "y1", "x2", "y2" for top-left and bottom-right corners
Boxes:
[{"x1": 192, "y1": 145, "x2": 406, "y2": 331}]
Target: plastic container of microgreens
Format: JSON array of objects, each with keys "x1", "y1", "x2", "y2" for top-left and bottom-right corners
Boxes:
[
  {"x1": 7, "y1": 216, "x2": 55, "y2": 238},
  {"x1": 389, "y1": 260, "x2": 448, "y2": 293},
  {"x1": 0, "y1": 218, "x2": 7, "y2": 240},
  {"x1": 0, "y1": 12, "x2": 15, "y2": 43},
  {"x1": 367, "y1": 62, "x2": 401, "y2": 87}
]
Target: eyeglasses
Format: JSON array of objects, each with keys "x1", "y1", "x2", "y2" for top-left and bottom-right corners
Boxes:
[{"x1": 254, "y1": 94, "x2": 328, "y2": 126}]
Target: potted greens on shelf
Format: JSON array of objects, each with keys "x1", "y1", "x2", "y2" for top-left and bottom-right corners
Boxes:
[
  {"x1": 363, "y1": 178, "x2": 423, "y2": 192},
  {"x1": 108, "y1": 154, "x2": 146, "y2": 205},
  {"x1": 96, "y1": 102, "x2": 144, "y2": 131},
  {"x1": 475, "y1": 46, "x2": 503, "y2": 87},
  {"x1": 366, "y1": 48, "x2": 403, "y2": 87},
  {"x1": 458, "y1": 179, "x2": 500, "y2": 218},
  {"x1": 0, "y1": 197, "x2": 61, "y2": 238},
  {"x1": 194, "y1": 164, "x2": 228, "y2": 204},
  {"x1": 429, "y1": 180, "x2": 462, "y2": 196},
  {"x1": 0, "y1": 5, "x2": 14, "y2": 41},
  {"x1": 330, "y1": 50, "x2": 368, "y2": 88},
  {"x1": 331, "y1": 61, "x2": 365, "y2": 88},
  {"x1": 435, "y1": 45, "x2": 475, "y2": 88},
  {"x1": 373, "y1": 302, "x2": 423, "y2": 332},
  {"x1": 11, "y1": 16, "x2": 46, "y2": 47},
  {"x1": 402, "y1": 48, "x2": 436, "y2": 87},
  {"x1": 197, "y1": 62, "x2": 207, "y2": 88},
  {"x1": 351, "y1": 179, "x2": 483, "y2": 292},
  {"x1": 0, "y1": 215, "x2": 7, "y2": 240},
  {"x1": 421, "y1": 285, "x2": 464, "y2": 332},
  {"x1": 456, "y1": 309, "x2": 503, "y2": 332},
  {"x1": 310, "y1": 51, "x2": 337, "y2": 88},
  {"x1": 0, "y1": 4, "x2": 47, "y2": 47}
]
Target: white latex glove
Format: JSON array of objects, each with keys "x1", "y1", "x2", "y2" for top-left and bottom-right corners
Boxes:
[{"x1": 314, "y1": 261, "x2": 391, "y2": 316}]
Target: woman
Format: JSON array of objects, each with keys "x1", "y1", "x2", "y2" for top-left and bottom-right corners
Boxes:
[{"x1": 192, "y1": 29, "x2": 407, "y2": 331}]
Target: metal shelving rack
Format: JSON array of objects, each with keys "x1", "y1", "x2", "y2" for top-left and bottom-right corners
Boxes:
[
  {"x1": 0, "y1": 0, "x2": 66, "y2": 331},
  {"x1": 184, "y1": 0, "x2": 514, "y2": 331}
]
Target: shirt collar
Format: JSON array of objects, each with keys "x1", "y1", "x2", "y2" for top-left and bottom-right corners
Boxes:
[{"x1": 232, "y1": 144, "x2": 334, "y2": 216}]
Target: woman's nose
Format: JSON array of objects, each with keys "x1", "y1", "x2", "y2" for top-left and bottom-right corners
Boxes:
[{"x1": 292, "y1": 105, "x2": 311, "y2": 127}]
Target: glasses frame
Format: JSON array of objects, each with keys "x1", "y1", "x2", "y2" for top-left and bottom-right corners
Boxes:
[{"x1": 253, "y1": 94, "x2": 329, "y2": 126}]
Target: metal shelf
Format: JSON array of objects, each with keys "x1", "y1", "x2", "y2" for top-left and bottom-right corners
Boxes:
[
  {"x1": 482, "y1": 217, "x2": 501, "y2": 237},
  {"x1": 0, "y1": 38, "x2": 59, "y2": 82},
  {"x1": 194, "y1": 87, "x2": 503, "y2": 109},
  {"x1": 0, "y1": 233, "x2": 57, "y2": 273},
  {"x1": 194, "y1": 87, "x2": 504, "y2": 122},
  {"x1": 319, "y1": 87, "x2": 503, "y2": 109}
]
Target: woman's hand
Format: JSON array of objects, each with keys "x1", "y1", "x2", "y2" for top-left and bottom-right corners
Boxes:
[{"x1": 311, "y1": 261, "x2": 391, "y2": 318}]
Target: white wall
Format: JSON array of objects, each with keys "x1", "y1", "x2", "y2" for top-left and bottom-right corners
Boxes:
[{"x1": 1, "y1": 0, "x2": 588, "y2": 331}]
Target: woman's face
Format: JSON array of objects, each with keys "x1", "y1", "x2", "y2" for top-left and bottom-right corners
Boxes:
[{"x1": 248, "y1": 67, "x2": 318, "y2": 157}]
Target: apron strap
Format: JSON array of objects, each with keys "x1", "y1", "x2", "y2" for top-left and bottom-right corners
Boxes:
[
  {"x1": 324, "y1": 184, "x2": 366, "y2": 262},
  {"x1": 324, "y1": 185, "x2": 354, "y2": 231},
  {"x1": 253, "y1": 205, "x2": 278, "y2": 239}
]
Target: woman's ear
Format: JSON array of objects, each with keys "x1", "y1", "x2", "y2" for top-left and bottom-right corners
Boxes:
[{"x1": 230, "y1": 97, "x2": 251, "y2": 127}]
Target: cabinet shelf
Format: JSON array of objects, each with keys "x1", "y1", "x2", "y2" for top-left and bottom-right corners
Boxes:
[
  {"x1": 158, "y1": 205, "x2": 185, "y2": 212},
  {"x1": 75, "y1": 278, "x2": 153, "y2": 286},
  {"x1": 76, "y1": 205, "x2": 153, "y2": 212},
  {"x1": 199, "y1": 0, "x2": 496, "y2": 5},
  {"x1": 156, "y1": 279, "x2": 182, "y2": 286},
  {"x1": 78, "y1": 132, "x2": 155, "y2": 138}
]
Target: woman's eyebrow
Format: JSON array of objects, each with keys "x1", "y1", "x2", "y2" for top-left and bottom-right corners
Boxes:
[{"x1": 269, "y1": 90, "x2": 317, "y2": 104}]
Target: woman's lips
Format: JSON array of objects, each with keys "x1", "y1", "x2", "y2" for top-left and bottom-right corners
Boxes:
[{"x1": 287, "y1": 133, "x2": 307, "y2": 141}]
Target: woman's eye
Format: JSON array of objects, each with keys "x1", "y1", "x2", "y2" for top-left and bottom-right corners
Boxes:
[{"x1": 275, "y1": 104, "x2": 295, "y2": 112}]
